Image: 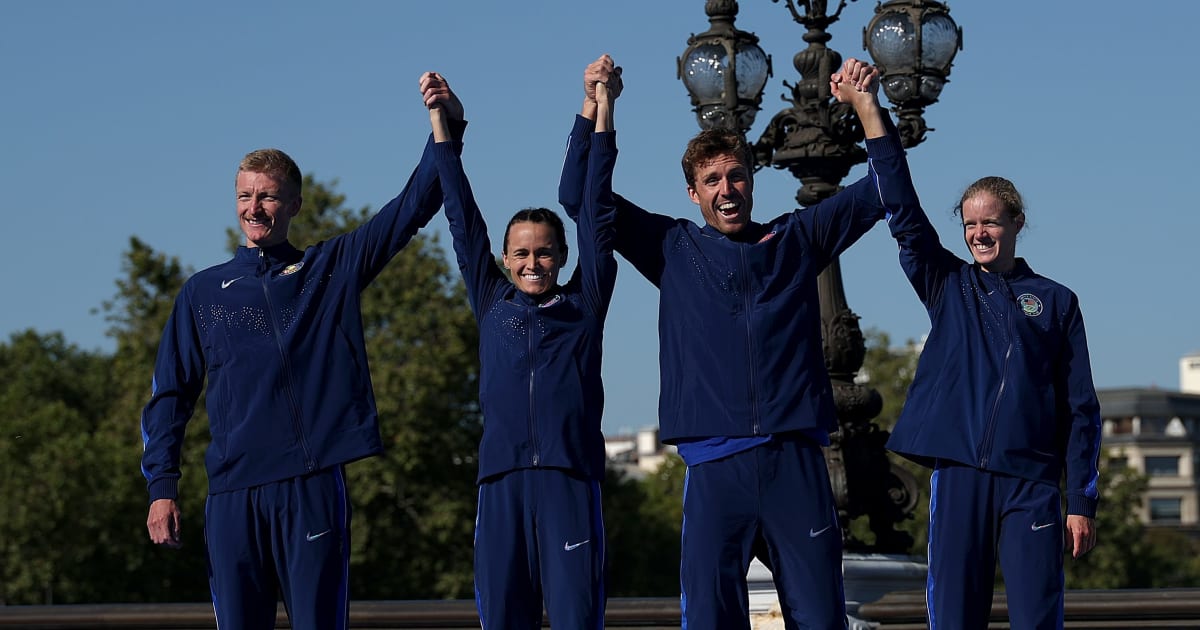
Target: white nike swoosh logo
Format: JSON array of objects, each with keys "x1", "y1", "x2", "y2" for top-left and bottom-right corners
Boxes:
[
  {"x1": 809, "y1": 525, "x2": 833, "y2": 538},
  {"x1": 1031, "y1": 522, "x2": 1055, "y2": 531},
  {"x1": 306, "y1": 529, "x2": 332, "y2": 541},
  {"x1": 564, "y1": 539, "x2": 590, "y2": 551},
  {"x1": 221, "y1": 276, "x2": 245, "y2": 289}
]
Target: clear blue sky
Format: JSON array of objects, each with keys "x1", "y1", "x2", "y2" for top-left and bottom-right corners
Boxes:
[{"x1": 3, "y1": 1, "x2": 1197, "y2": 436}]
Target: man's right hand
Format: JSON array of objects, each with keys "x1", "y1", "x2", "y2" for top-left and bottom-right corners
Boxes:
[
  {"x1": 830, "y1": 57, "x2": 886, "y2": 139},
  {"x1": 419, "y1": 72, "x2": 464, "y2": 121},
  {"x1": 146, "y1": 498, "x2": 182, "y2": 549},
  {"x1": 583, "y1": 54, "x2": 623, "y2": 118}
]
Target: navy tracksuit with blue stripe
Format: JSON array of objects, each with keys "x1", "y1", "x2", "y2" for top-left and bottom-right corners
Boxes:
[
  {"x1": 885, "y1": 194, "x2": 1102, "y2": 629},
  {"x1": 436, "y1": 127, "x2": 618, "y2": 629},
  {"x1": 141, "y1": 127, "x2": 456, "y2": 629},
  {"x1": 560, "y1": 115, "x2": 918, "y2": 630}
]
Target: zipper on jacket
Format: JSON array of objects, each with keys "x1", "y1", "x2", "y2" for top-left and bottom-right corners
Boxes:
[
  {"x1": 526, "y1": 306, "x2": 540, "y2": 467},
  {"x1": 978, "y1": 274, "x2": 1015, "y2": 469},
  {"x1": 259, "y1": 249, "x2": 317, "y2": 471},
  {"x1": 739, "y1": 245, "x2": 761, "y2": 435}
]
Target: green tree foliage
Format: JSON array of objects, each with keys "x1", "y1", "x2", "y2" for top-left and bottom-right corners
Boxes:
[
  {"x1": 0, "y1": 238, "x2": 210, "y2": 605},
  {"x1": 861, "y1": 328, "x2": 921, "y2": 432},
  {"x1": 604, "y1": 454, "x2": 686, "y2": 596},
  {"x1": 853, "y1": 329, "x2": 929, "y2": 555},
  {"x1": 101, "y1": 237, "x2": 213, "y2": 603},
  {"x1": 0, "y1": 332, "x2": 117, "y2": 604},
  {"x1": 0, "y1": 171, "x2": 481, "y2": 603},
  {"x1": 1065, "y1": 459, "x2": 1200, "y2": 588}
]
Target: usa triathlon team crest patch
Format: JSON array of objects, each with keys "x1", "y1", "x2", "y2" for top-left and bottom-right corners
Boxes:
[{"x1": 1017, "y1": 293, "x2": 1043, "y2": 317}]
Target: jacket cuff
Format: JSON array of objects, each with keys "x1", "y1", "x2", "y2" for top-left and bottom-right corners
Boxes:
[
  {"x1": 865, "y1": 122, "x2": 904, "y2": 160},
  {"x1": 148, "y1": 477, "x2": 179, "y2": 504},
  {"x1": 572, "y1": 114, "x2": 596, "y2": 137},
  {"x1": 1066, "y1": 493, "x2": 1098, "y2": 519},
  {"x1": 449, "y1": 118, "x2": 468, "y2": 154},
  {"x1": 591, "y1": 130, "x2": 617, "y2": 152}
]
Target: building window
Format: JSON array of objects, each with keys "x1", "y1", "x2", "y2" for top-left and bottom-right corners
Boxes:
[
  {"x1": 1145, "y1": 456, "x2": 1181, "y2": 476},
  {"x1": 1141, "y1": 417, "x2": 1168, "y2": 435},
  {"x1": 1150, "y1": 498, "x2": 1183, "y2": 523},
  {"x1": 1107, "y1": 456, "x2": 1128, "y2": 470}
]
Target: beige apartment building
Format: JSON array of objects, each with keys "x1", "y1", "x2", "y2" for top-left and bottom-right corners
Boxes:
[{"x1": 1099, "y1": 351, "x2": 1200, "y2": 530}]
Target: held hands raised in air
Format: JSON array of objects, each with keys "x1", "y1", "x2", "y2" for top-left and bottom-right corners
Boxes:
[
  {"x1": 829, "y1": 57, "x2": 880, "y2": 103},
  {"x1": 830, "y1": 57, "x2": 887, "y2": 139},
  {"x1": 420, "y1": 71, "x2": 462, "y2": 143},
  {"x1": 582, "y1": 54, "x2": 622, "y2": 120}
]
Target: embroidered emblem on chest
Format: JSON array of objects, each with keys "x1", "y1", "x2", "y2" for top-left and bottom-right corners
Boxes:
[
  {"x1": 280, "y1": 261, "x2": 305, "y2": 276},
  {"x1": 1017, "y1": 293, "x2": 1043, "y2": 317}
]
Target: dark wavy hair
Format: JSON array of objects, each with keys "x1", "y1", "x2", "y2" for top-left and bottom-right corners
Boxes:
[
  {"x1": 681, "y1": 129, "x2": 755, "y2": 188},
  {"x1": 502, "y1": 207, "x2": 568, "y2": 259}
]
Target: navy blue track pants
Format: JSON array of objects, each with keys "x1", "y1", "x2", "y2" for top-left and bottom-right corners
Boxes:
[
  {"x1": 681, "y1": 435, "x2": 846, "y2": 630},
  {"x1": 927, "y1": 463, "x2": 1065, "y2": 630},
  {"x1": 473, "y1": 468, "x2": 606, "y2": 630},
  {"x1": 204, "y1": 466, "x2": 350, "y2": 630}
]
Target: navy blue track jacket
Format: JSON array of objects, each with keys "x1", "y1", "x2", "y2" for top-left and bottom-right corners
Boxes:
[
  {"x1": 140, "y1": 127, "x2": 462, "y2": 502},
  {"x1": 884, "y1": 200, "x2": 1102, "y2": 517},
  {"x1": 561, "y1": 115, "x2": 914, "y2": 443},
  {"x1": 438, "y1": 130, "x2": 618, "y2": 483}
]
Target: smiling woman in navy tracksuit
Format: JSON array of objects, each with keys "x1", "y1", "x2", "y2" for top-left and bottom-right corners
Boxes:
[
  {"x1": 422, "y1": 72, "x2": 618, "y2": 630},
  {"x1": 885, "y1": 176, "x2": 1102, "y2": 629}
]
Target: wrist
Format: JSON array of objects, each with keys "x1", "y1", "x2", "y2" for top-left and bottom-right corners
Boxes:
[{"x1": 581, "y1": 98, "x2": 598, "y2": 121}]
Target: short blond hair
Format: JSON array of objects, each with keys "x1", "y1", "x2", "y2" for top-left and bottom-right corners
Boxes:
[{"x1": 237, "y1": 148, "x2": 301, "y2": 194}]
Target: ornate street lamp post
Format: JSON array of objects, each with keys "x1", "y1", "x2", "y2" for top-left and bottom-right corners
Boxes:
[{"x1": 678, "y1": 0, "x2": 961, "y2": 553}]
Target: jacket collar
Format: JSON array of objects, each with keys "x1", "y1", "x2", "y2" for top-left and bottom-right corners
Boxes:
[
  {"x1": 511, "y1": 287, "x2": 563, "y2": 308},
  {"x1": 973, "y1": 257, "x2": 1034, "y2": 280},
  {"x1": 699, "y1": 221, "x2": 768, "y2": 244},
  {"x1": 234, "y1": 242, "x2": 303, "y2": 266}
]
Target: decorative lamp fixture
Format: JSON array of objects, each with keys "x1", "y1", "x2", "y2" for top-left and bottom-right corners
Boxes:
[
  {"x1": 864, "y1": 0, "x2": 963, "y2": 145},
  {"x1": 678, "y1": 0, "x2": 772, "y2": 133}
]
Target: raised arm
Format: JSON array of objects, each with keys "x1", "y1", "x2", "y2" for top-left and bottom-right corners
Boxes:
[
  {"x1": 560, "y1": 56, "x2": 673, "y2": 287},
  {"x1": 576, "y1": 80, "x2": 619, "y2": 315},
  {"x1": 831, "y1": 58, "x2": 958, "y2": 306},
  {"x1": 328, "y1": 73, "x2": 464, "y2": 288},
  {"x1": 797, "y1": 59, "x2": 910, "y2": 267},
  {"x1": 830, "y1": 57, "x2": 887, "y2": 140},
  {"x1": 560, "y1": 55, "x2": 621, "y2": 222},
  {"x1": 423, "y1": 72, "x2": 504, "y2": 316}
]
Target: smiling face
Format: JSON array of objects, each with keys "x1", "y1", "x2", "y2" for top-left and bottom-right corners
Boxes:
[
  {"x1": 503, "y1": 221, "x2": 565, "y2": 297},
  {"x1": 236, "y1": 170, "x2": 301, "y2": 248},
  {"x1": 961, "y1": 191, "x2": 1024, "y2": 272},
  {"x1": 688, "y1": 153, "x2": 755, "y2": 235}
]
